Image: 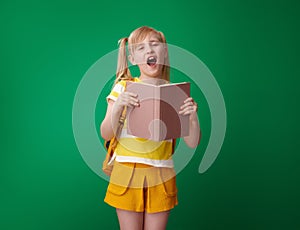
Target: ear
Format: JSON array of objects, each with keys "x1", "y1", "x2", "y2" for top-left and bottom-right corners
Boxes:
[{"x1": 128, "y1": 54, "x2": 136, "y2": 65}]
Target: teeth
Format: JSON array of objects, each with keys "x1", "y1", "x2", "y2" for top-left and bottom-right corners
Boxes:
[{"x1": 147, "y1": 56, "x2": 157, "y2": 65}]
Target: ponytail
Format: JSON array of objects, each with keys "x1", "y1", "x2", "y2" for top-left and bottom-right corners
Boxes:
[
  {"x1": 115, "y1": 37, "x2": 132, "y2": 86},
  {"x1": 158, "y1": 31, "x2": 170, "y2": 82}
]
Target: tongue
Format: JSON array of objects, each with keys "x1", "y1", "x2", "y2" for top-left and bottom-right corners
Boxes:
[{"x1": 147, "y1": 57, "x2": 156, "y2": 66}]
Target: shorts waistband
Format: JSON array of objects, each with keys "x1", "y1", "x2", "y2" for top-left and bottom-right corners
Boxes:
[{"x1": 119, "y1": 162, "x2": 154, "y2": 168}]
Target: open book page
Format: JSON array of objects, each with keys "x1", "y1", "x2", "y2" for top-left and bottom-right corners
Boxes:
[
  {"x1": 159, "y1": 82, "x2": 190, "y2": 140},
  {"x1": 126, "y1": 81, "x2": 190, "y2": 141}
]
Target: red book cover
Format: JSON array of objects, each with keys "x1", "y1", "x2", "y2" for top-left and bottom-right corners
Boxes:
[{"x1": 126, "y1": 81, "x2": 190, "y2": 141}]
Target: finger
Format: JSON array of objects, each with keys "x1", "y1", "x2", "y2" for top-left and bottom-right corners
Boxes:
[
  {"x1": 120, "y1": 95, "x2": 139, "y2": 104},
  {"x1": 126, "y1": 92, "x2": 138, "y2": 98},
  {"x1": 179, "y1": 107, "x2": 191, "y2": 115},
  {"x1": 127, "y1": 101, "x2": 138, "y2": 107},
  {"x1": 130, "y1": 100, "x2": 140, "y2": 107},
  {"x1": 180, "y1": 101, "x2": 194, "y2": 110},
  {"x1": 125, "y1": 98, "x2": 139, "y2": 107},
  {"x1": 119, "y1": 92, "x2": 137, "y2": 101},
  {"x1": 182, "y1": 109, "x2": 196, "y2": 116},
  {"x1": 179, "y1": 105, "x2": 197, "y2": 115},
  {"x1": 123, "y1": 92, "x2": 139, "y2": 103},
  {"x1": 129, "y1": 96, "x2": 139, "y2": 103},
  {"x1": 183, "y1": 97, "x2": 194, "y2": 103}
]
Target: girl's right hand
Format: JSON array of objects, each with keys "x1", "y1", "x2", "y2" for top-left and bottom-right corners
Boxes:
[{"x1": 114, "y1": 92, "x2": 140, "y2": 111}]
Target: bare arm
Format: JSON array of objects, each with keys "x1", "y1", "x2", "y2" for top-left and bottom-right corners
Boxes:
[
  {"x1": 179, "y1": 97, "x2": 201, "y2": 148},
  {"x1": 100, "y1": 92, "x2": 139, "y2": 141}
]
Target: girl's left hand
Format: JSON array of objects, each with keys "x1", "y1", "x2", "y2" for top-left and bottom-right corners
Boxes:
[{"x1": 179, "y1": 97, "x2": 198, "y2": 116}]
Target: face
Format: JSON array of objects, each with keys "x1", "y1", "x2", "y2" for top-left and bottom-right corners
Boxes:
[{"x1": 129, "y1": 33, "x2": 167, "y2": 79}]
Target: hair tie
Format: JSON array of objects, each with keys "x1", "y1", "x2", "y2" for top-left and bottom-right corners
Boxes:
[{"x1": 118, "y1": 37, "x2": 128, "y2": 46}]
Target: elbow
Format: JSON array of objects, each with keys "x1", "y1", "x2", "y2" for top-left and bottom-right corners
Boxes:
[
  {"x1": 184, "y1": 138, "x2": 198, "y2": 149},
  {"x1": 185, "y1": 130, "x2": 202, "y2": 148},
  {"x1": 192, "y1": 130, "x2": 202, "y2": 148},
  {"x1": 187, "y1": 141, "x2": 199, "y2": 149},
  {"x1": 100, "y1": 122, "x2": 113, "y2": 141}
]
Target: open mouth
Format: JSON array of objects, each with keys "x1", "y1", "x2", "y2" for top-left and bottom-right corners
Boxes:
[{"x1": 147, "y1": 56, "x2": 157, "y2": 66}]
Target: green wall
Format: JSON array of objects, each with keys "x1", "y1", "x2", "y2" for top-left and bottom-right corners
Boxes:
[{"x1": 1, "y1": 0, "x2": 299, "y2": 229}]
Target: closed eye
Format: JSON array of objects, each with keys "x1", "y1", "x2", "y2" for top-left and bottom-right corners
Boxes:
[
  {"x1": 137, "y1": 46, "x2": 144, "y2": 50},
  {"x1": 150, "y1": 41, "x2": 159, "y2": 46}
]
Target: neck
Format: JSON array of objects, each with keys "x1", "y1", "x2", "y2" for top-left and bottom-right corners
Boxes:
[
  {"x1": 139, "y1": 74, "x2": 157, "y2": 81},
  {"x1": 139, "y1": 75, "x2": 168, "y2": 85}
]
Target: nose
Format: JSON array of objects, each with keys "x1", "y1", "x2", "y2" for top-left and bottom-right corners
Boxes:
[{"x1": 145, "y1": 43, "x2": 153, "y2": 54}]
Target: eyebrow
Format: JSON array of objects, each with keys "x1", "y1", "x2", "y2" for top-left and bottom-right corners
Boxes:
[
  {"x1": 135, "y1": 39, "x2": 160, "y2": 47},
  {"x1": 149, "y1": 39, "x2": 159, "y2": 42}
]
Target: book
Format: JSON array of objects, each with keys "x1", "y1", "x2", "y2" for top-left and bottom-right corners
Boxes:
[{"x1": 126, "y1": 81, "x2": 190, "y2": 141}]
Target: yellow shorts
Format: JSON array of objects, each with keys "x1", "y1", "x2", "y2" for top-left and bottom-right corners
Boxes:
[{"x1": 104, "y1": 161, "x2": 178, "y2": 213}]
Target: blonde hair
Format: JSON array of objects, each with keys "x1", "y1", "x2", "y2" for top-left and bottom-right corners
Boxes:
[{"x1": 114, "y1": 26, "x2": 170, "y2": 86}]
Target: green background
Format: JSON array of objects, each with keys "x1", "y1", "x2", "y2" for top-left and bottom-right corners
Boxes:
[{"x1": 1, "y1": 0, "x2": 299, "y2": 229}]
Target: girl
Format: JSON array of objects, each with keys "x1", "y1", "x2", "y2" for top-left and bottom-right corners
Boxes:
[{"x1": 100, "y1": 26, "x2": 200, "y2": 230}]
